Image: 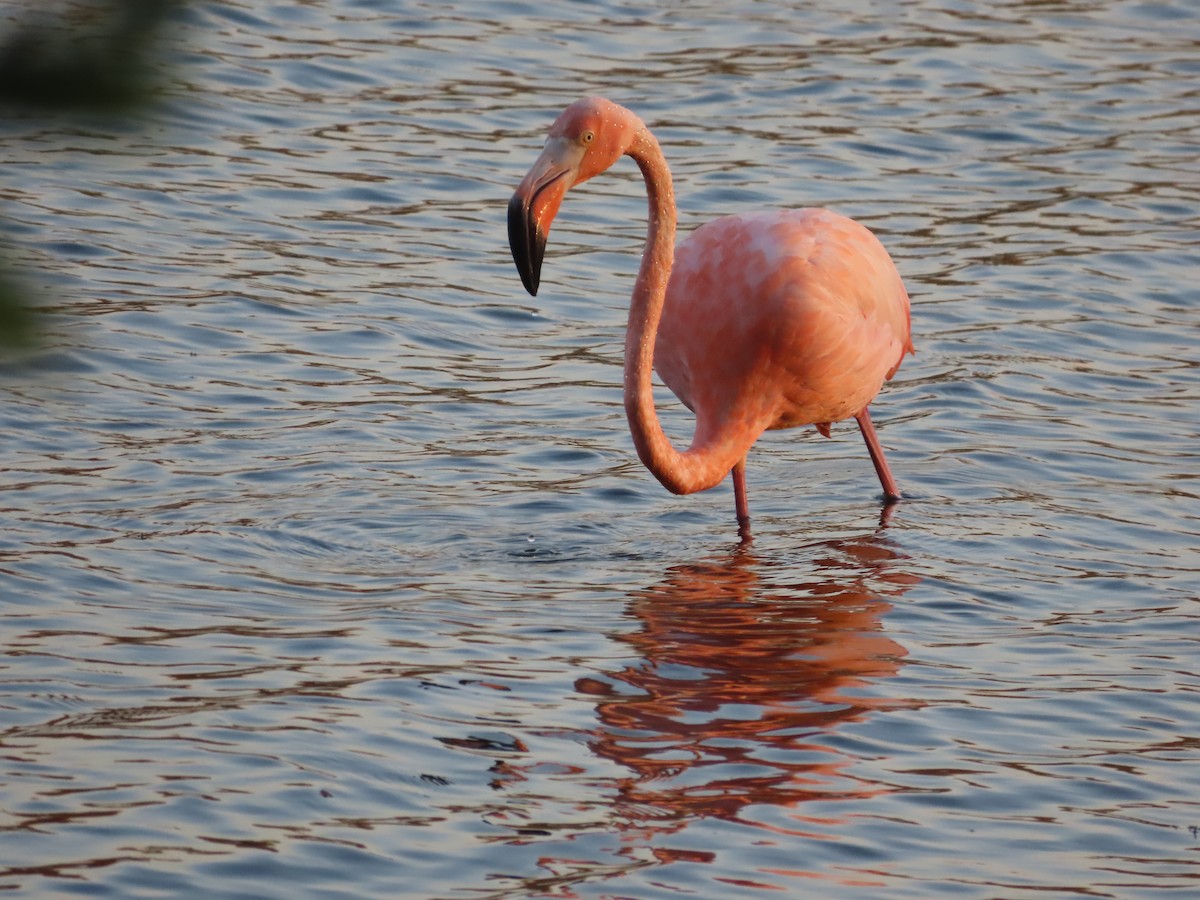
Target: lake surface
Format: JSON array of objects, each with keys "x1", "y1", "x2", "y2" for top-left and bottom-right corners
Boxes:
[{"x1": 1, "y1": 0, "x2": 1198, "y2": 897}]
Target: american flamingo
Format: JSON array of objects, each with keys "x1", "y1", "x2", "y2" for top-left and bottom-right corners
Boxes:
[{"x1": 507, "y1": 97, "x2": 913, "y2": 536}]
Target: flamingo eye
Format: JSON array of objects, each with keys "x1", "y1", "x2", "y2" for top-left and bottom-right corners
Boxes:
[{"x1": 581, "y1": 130, "x2": 595, "y2": 145}]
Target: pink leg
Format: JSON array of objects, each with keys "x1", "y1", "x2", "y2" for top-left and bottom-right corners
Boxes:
[
  {"x1": 732, "y1": 457, "x2": 752, "y2": 541},
  {"x1": 855, "y1": 407, "x2": 901, "y2": 501}
]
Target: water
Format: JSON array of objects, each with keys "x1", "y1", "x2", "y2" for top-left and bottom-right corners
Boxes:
[{"x1": 1, "y1": 0, "x2": 1198, "y2": 896}]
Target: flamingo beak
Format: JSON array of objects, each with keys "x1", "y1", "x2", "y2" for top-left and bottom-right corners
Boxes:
[{"x1": 508, "y1": 137, "x2": 584, "y2": 296}]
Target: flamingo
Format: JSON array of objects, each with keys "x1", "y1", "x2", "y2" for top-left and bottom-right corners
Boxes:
[{"x1": 507, "y1": 97, "x2": 913, "y2": 537}]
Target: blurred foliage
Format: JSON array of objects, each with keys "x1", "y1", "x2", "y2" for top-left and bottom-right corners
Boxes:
[
  {"x1": 0, "y1": 0, "x2": 177, "y2": 111},
  {"x1": 0, "y1": 0, "x2": 184, "y2": 353},
  {"x1": 0, "y1": 266, "x2": 37, "y2": 351}
]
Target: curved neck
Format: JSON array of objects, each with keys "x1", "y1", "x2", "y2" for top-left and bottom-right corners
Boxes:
[{"x1": 622, "y1": 129, "x2": 733, "y2": 496}]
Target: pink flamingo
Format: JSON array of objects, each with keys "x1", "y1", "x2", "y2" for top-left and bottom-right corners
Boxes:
[{"x1": 508, "y1": 97, "x2": 913, "y2": 537}]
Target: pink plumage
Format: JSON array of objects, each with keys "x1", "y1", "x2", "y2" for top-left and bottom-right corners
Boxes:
[
  {"x1": 660, "y1": 208, "x2": 912, "y2": 432},
  {"x1": 508, "y1": 97, "x2": 913, "y2": 537}
]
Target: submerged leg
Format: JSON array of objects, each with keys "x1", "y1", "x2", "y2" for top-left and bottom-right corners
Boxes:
[
  {"x1": 855, "y1": 407, "x2": 901, "y2": 501},
  {"x1": 732, "y1": 457, "x2": 752, "y2": 541}
]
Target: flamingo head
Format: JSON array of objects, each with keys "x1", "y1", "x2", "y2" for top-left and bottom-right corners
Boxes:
[{"x1": 508, "y1": 97, "x2": 642, "y2": 296}]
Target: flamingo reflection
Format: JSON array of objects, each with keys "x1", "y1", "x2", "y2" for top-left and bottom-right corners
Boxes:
[{"x1": 575, "y1": 527, "x2": 916, "y2": 836}]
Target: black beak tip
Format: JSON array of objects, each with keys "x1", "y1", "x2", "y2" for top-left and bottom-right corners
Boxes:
[
  {"x1": 522, "y1": 265, "x2": 541, "y2": 298},
  {"x1": 507, "y1": 192, "x2": 544, "y2": 297}
]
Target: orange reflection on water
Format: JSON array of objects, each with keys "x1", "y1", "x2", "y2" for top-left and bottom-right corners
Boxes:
[{"x1": 575, "y1": 525, "x2": 917, "y2": 870}]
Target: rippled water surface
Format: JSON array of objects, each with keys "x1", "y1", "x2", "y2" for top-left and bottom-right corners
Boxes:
[{"x1": 2, "y1": 1, "x2": 1198, "y2": 897}]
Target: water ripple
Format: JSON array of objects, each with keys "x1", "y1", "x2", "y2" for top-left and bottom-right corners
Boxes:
[{"x1": 1, "y1": 0, "x2": 1198, "y2": 897}]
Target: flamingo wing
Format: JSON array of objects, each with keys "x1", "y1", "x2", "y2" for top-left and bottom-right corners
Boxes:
[{"x1": 654, "y1": 208, "x2": 912, "y2": 449}]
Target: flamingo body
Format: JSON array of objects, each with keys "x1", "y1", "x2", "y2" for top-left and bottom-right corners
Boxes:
[
  {"x1": 658, "y1": 208, "x2": 911, "y2": 449},
  {"x1": 507, "y1": 97, "x2": 913, "y2": 537}
]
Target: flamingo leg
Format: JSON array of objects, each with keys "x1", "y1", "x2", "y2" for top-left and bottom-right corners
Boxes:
[
  {"x1": 855, "y1": 407, "x2": 901, "y2": 502},
  {"x1": 732, "y1": 457, "x2": 752, "y2": 540}
]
